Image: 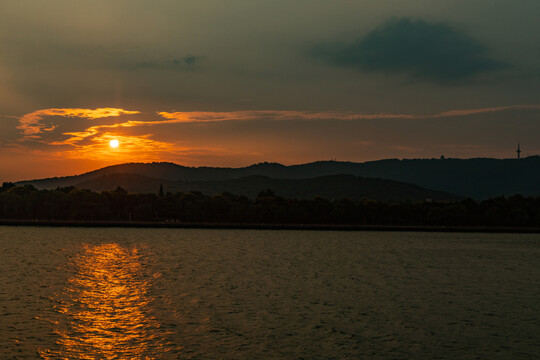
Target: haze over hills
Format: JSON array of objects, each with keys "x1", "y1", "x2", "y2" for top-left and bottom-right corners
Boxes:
[{"x1": 15, "y1": 156, "x2": 540, "y2": 200}]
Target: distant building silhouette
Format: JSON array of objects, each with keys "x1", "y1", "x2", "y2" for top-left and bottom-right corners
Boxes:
[{"x1": 517, "y1": 142, "x2": 521, "y2": 159}]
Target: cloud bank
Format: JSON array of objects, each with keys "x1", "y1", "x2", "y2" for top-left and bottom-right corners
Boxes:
[{"x1": 311, "y1": 18, "x2": 509, "y2": 82}]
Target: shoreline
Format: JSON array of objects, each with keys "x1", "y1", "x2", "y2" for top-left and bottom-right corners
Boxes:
[{"x1": 1, "y1": 219, "x2": 540, "y2": 233}]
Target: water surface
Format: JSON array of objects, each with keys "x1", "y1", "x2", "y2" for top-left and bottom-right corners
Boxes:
[{"x1": 0, "y1": 227, "x2": 538, "y2": 359}]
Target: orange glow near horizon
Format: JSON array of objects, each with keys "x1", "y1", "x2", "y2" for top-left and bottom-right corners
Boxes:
[
  {"x1": 59, "y1": 133, "x2": 180, "y2": 162},
  {"x1": 6, "y1": 104, "x2": 540, "y2": 181}
]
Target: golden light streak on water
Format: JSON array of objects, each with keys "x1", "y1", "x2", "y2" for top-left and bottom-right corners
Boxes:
[{"x1": 39, "y1": 243, "x2": 176, "y2": 359}]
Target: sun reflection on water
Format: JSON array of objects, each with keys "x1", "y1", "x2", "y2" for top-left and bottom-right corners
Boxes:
[{"x1": 40, "y1": 243, "x2": 177, "y2": 359}]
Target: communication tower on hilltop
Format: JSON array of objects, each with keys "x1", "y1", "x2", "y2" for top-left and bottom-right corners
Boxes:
[{"x1": 516, "y1": 142, "x2": 521, "y2": 159}]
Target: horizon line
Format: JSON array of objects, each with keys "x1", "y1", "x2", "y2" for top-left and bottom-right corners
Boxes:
[{"x1": 11, "y1": 154, "x2": 538, "y2": 183}]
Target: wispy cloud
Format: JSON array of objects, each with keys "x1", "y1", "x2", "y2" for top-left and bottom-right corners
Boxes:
[
  {"x1": 18, "y1": 104, "x2": 540, "y2": 140},
  {"x1": 17, "y1": 108, "x2": 140, "y2": 137},
  {"x1": 157, "y1": 110, "x2": 418, "y2": 122},
  {"x1": 0, "y1": 114, "x2": 20, "y2": 120},
  {"x1": 158, "y1": 105, "x2": 540, "y2": 123},
  {"x1": 13, "y1": 104, "x2": 540, "y2": 162},
  {"x1": 431, "y1": 104, "x2": 540, "y2": 118},
  {"x1": 18, "y1": 104, "x2": 540, "y2": 145}
]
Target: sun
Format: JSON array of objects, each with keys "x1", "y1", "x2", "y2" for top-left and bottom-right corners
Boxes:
[{"x1": 109, "y1": 139, "x2": 119, "y2": 148}]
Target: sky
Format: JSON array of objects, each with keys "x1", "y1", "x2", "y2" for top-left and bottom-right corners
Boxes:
[{"x1": 1, "y1": 0, "x2": 539, "y2": 181}]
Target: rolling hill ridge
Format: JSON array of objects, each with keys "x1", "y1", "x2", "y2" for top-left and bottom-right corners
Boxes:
[{"x1": 15, "y1": 156, "x2": 540, "y2": 199}]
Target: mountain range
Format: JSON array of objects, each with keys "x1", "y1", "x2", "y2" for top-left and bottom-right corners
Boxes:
[{"x1": 15, "y1": 156, "x2": 540, "y2": 200}]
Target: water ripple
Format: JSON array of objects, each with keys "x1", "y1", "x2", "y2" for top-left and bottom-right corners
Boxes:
[{"x1": 39, "y1": 243, "x2": 178, "y2": 359}]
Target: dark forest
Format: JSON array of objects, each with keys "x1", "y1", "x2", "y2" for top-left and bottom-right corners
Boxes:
[{"x1": 1, "y1": 182, "x2": 539, "y2": 228}]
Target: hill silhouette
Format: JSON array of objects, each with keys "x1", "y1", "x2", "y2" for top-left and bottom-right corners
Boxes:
[
  {"x1": 72, "y1": 173, "x2": 460, "y2": 202},
  {"x1": 15, "y1": 156, "x2": 540, "y2": 199}
]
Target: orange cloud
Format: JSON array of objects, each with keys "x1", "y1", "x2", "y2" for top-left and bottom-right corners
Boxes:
[
  {"x1": 60, "y1": 132, "x2": 179, "y2": 162},
  {"x1": 158, "y1": 105, "x2": 540, "y2": 123},
  {"x1": 157, "y1": 110, "x2": 417, "y2": 122},
  {"x1": 17, "y1": 108, "x2": 140, "y2": 136},
  {"x1": 57, "y1": 131, "x2": 253, "y2": 164},
  {"x1": 16, "y1": 109, "x2": 235, "y2": 162},
  {"x1": 14, "y1": 104, "x2": 540, "y2": 163},
  {"x1": 431, "y1": 105, "x2": 540, "y2": 118},
  {"x1": 18, "y1": 105, "x2": 540, "y2": 144}
]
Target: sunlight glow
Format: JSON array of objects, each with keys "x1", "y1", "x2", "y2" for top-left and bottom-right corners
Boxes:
[
  {"x1": 109, "y1": 139, "x2": 119, "y2": 148},
  {"x1": 38, "y1": 243, "x2": 175, "y2": 359}
]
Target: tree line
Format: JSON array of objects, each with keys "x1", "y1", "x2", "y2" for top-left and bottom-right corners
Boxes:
[{"x1": 1, "y1": 182, "x2": 539, "y2": 227}]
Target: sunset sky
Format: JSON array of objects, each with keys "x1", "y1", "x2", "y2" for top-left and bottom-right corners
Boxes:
[{"x1": 1, "y1": 0, "x2": 540, "y2": 181}]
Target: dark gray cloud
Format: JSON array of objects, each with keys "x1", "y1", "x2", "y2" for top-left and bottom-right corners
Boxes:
[
  {"x1": 2, "y1": 39, "x2": 205, "y2": 72},
  {"x1": 311, "y1": 18, "x2": 509, "y2": 82},
  {"x1": 129, "y1": 56, "x2": 205, "y2": 70}
]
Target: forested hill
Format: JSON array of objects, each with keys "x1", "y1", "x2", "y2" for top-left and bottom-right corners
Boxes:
[
  {"x1": 15, "y1": 156, "x2": 540, "y2": 199},
  {"x1": 73, "y1": 174, "x2": 460, "y2": 203}
]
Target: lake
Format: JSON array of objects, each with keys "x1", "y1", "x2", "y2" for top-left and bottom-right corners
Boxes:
[{"x1": 0, "y1": 226, "x2": 538, "y2": 359}]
